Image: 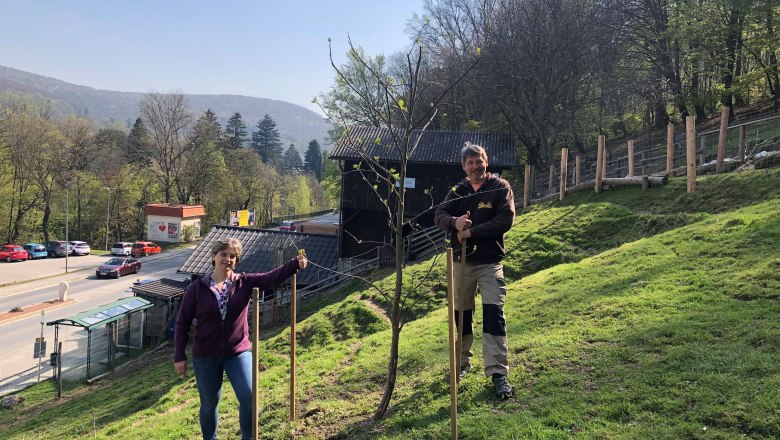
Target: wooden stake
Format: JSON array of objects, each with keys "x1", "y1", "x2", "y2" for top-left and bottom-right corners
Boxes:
[
  {"x1": 523, "y1": 164, "x2": 531, "y2": 209},
  {"x1": 559, "y1": 148, "x2": 568, "y2": 201},
  {"x1": 686, "y1": 116, "x2": 697, "y2": 193},
  {"x1": 446, "y1": 248, "x2": 458, "y2": 440},
  {"x1": 666, "y1": 122, "x2": 675, "y2": 172},
  {"x1": 717, "y1": 106, "x2": 730, "y2": 172},
  {"x1": 595, "y1": 135, "x2": 605, "y2": 193},
  {"x1": 252, "y1": 287, "x2": 260, "y2": 440},
  {"x1": 290, "y1": 274, "x2": 297, "y2": 421},
  {"x1": 457, "y1": 240, "x2": 467, "y2": 385},
  {"x1": 575, "y1": 155, "x2": 581, "y2": 185},
  {"x1": 627, "y1": 140, "x2": 635, "y2": 178}
]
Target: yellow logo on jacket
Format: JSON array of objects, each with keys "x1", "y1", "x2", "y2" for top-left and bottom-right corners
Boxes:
[{"x1": 478, "y1": 202, "x2": 492, "y2": 209}]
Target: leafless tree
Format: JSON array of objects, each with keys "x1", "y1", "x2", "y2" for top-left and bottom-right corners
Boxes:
[
  {"x1": 323, "y1": 32, "x2": 479, "y2": 418},
  {"x1": 138, "y1": 92, "x2": 194, "y2": 203}
]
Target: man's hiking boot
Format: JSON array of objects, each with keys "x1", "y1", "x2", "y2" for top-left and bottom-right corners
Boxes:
[
  {"x1": 459, "y1": 364, "x2": 472, "y2": 380},
  {"x1": 492, "y1": 374, "x2": 513, "y2": 400}
]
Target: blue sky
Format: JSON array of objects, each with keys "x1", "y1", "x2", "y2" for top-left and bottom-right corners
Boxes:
[{"x1": 0, "y1": 1, "x2": 424, "y2": 114}]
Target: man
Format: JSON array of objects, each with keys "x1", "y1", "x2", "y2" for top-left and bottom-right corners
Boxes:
[{"x1": 435, "y1": 142, "x2": 516, "y2": 399}]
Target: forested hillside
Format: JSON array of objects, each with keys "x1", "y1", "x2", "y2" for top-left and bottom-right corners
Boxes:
[{"x1": 0, "y1": 65, "x2": 330, "y2": 148}]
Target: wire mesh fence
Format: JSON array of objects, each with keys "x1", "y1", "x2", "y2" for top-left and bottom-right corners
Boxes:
[{"x1": 526, "y1": 114, "x2": 780, "y2": 201}]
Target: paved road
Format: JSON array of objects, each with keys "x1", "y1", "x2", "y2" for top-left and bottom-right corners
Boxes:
[{"x1": 0, "y1": 249, "x2": 193, "y2": 396}]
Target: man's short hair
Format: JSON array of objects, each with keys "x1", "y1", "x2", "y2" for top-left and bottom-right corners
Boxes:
[{"x1": 461, "y1": 141, "x2": 488, "y2": 165}]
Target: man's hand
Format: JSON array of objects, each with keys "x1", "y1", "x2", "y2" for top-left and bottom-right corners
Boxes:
[
  {"x1": 174, "y1": 360, "x2": 187, "y2": 376},
  {"x1": 296, "y1": 254, "x2": 308, "y2": 269},
  {"x1": 456, "y1": 228, "x2": 472, "y2": 243},
  {"x1": 454, "y1": 211, "x2": 472, "y2": 231}
]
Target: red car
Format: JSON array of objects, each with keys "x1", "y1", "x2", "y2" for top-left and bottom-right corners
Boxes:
[
  {"x1": 131, "y1": 241, "x2": 162, "y2": 257},
  {"x1": 279, "y1": 221, "x2": 296, "y2": 231},
  {"x1": 1, "y1": 244, "x2": 28, "y2": 262},
  {"x1": 96, "y1": 257, "x2": 141, "y2": 279}
]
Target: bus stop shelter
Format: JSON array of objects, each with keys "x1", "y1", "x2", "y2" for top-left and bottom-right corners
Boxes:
[{"x1": 47, "y1": 297, "x2": 153, "y2": 382}]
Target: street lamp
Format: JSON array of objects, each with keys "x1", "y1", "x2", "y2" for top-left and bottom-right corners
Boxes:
[{"x1": 103, "y1": 187, "x2": 116, "y2": 251}]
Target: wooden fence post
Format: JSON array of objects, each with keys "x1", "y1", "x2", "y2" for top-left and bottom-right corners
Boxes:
[
  {"x1": 666, "y1": 122, "x2": 675, "y2": 172},
  {"x1": 575, "y1": 155, "x2": 581, "y2": 185},
  {"x1": 523, "y1": 164, "x2": 531, "y2": 209},
  {"x1": 252, "y1": 288, "x2": 260, "y2": 440},
  {"x1": 716, "y1": 106, "x2": 730, "y2": 172},
  {"x1": 595, "y1": 135, "x2": 605, "y2": 193},
  {"x1": 686, "y1": 116, "x2": 697, "y2": 193},
  {"x1": 290, "y1": 275, "x2": 297, "y2": 422},
  {"x1": 446, "y1": 249, "x2": 458, "y2": 440},
  {"x1": 627, "y1": 140, "x2": 635, "y2": 177},
  {"x1": 559, "y1": 148, "x2": 568, "y2": 200},
  {"x1": 738, "y1": 125, "x2": 746, "y2": 161}
]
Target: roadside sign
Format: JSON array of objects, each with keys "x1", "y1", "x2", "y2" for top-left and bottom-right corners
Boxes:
[{"x1": 34, "y1": 338, "x2": 46, "y2": 359}]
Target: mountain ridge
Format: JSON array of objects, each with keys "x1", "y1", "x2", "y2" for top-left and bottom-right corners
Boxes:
[{"x1": 0, "y1": 64, "x2": 331, "y2": 149}]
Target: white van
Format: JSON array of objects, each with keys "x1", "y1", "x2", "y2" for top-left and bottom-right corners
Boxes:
[{"x1": 111, "y1": 242, "x2": 133, "y2": 256}]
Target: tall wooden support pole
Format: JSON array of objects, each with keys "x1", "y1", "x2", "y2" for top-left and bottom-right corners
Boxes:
[
  {"x1": 738, "y1": 126, "x2": 746, "y2": 161},
  {"x1": 595, "y1": 135, "x2": 605, "y2": 193},
  {"x1": 251, "y1": 288, "x2": 260, "y2": 440},
  {"x1": 457, "y1": 241, "x2": 467, "y2": 384},
  {"x1": 290, "y1": 275, "x2": 297, "y2": 421},
  {"x1": 446, "y1": 249, "x2": 458, "y2": 440},
  {"x1": 627, "y1": 140, "x2": 635, "y2": 178},
  {"x1": 686, "y1": 116, "x2": 697, "y2": 193},
  {"x1": 523, "y1": 164, "x2": 531, "y2": 209},
  {"x1": 559, "y1": 148, "x2": 568, "y2": 201},
  {"x1": 716, "y1": 106, "x2": 730, "y2": 172},
  {"x1": 575, "y1": 155, "x2": 582, "y2": 185},
  {"x1": 666, "y1": 122, "x2": 675, "y2": 172}
]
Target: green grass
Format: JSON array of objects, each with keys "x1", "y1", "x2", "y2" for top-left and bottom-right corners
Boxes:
[{"x1": 1, "y1": 169, "x2": 779, "y2": 439}]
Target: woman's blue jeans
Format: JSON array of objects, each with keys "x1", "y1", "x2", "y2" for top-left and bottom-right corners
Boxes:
[{"x1": 192, "y1": 351, "x2": 253, "y2": 440}]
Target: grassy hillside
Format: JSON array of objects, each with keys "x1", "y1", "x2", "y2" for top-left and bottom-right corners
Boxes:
[{"x1": 2, "y1": 169, "x2": 779, "y2": 439}]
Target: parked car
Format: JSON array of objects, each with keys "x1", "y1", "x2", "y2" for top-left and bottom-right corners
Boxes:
[
  {"x1": 279, "y1": 221, "x2": 296, "y2": 231},
  {"x1": 131, "y1": 241, "x2": 162, "y2": 257},
  {"x1": 111, "y1": 242, "x2": 133, "y2": 256},
  {"x1": 96, "y1": 257, "x2": 141, "y2": 279},
  {"x1": 22, "y1": 243, "x2": 47, "y2": 259},
  {"x1": 45, "y1": 241, "x2": 73, "y2": 257},
  {"x1": 69, "y1": 241, "x2": 91, "y2": 256},
  {"x1": 0, "y1": 244, "x2": 28, "y2": 262}
]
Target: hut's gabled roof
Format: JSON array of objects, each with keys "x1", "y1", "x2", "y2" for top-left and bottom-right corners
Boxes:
[{"x1": 330, "y1": 126, "x2": 516, "y2": 168}]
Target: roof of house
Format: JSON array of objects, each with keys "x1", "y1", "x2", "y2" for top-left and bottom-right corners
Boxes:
[
  {"x1": 144, "y1": 203, "x2": 206, "y2": 218},
  {"x1": 178, "y1": 225, "x2": 338, "y2": 286},
  {"x1": 330, "y1": 126, "x2": 517, "y2": 167},
  {"x1": 131, "y1": 278, "x2": 192, "y2": 300}
]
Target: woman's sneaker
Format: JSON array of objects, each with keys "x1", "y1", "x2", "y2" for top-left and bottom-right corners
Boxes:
[{"x1": 492, "y1": 374, "x2": 513, "y2": 400}]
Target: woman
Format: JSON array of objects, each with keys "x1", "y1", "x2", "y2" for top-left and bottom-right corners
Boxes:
[{"x1": 174, "y1": 237, "x2": 307, "y2": 440}]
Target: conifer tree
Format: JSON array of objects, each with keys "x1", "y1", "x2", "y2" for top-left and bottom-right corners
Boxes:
[
  {"x1": 250, "y1": 114, "x2": 284, "y2": 165},
  {"x1": 304, "y1": 139, "x2": 323, "y2": 180},
  {"x1": 223, "y1": 112, "x2": 247, "y2": 150}
]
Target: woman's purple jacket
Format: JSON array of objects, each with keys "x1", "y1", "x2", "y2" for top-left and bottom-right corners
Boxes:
[{"x1": 174, "y1": 258, "x2": 300, "y2": 363}]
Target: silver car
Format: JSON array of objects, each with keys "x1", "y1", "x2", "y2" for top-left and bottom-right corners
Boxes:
[{"x1": 111, "y1": 242, "x2": 133, "y2": 256}]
